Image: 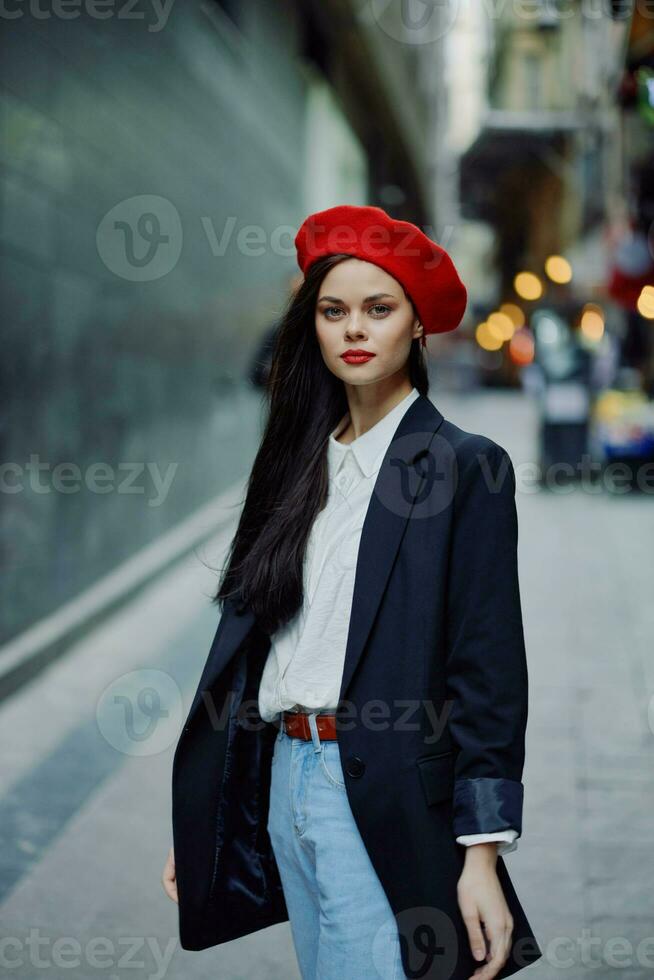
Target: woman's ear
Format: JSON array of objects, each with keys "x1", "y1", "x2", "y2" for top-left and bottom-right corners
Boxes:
[{"x1": 414, "y1": 321, "x2": 427, "y2": 348}]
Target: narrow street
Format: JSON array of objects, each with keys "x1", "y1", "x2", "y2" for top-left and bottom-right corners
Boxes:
[{"x1": 1, "y1": 389, "x2": 651, "y2": 980}]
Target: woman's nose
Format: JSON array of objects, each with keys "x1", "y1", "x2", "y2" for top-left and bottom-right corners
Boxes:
[{"x1": 344, "y1": 315, "x2": 367, "y2": 338}]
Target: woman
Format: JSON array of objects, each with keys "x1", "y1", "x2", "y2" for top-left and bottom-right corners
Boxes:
[{"x1": 163, "y1": 205, "x2": 542, "y2": 980}]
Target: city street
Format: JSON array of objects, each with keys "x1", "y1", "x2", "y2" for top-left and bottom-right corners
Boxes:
[{"x1": 1, "y1": 388, "x2": 652, "y2": 980}]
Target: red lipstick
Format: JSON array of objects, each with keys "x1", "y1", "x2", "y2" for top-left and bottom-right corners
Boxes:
[{"x1": 340, "y1": 348, "x2": 376, "y2": 365}]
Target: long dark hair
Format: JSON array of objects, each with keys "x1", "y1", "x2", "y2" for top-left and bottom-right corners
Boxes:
[{"x1": 213, "y1": 253, "x2": 430, "y2": 635}]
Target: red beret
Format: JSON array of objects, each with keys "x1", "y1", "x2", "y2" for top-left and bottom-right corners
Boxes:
[{"x1": 294, "y1": 204, "x2": 467, "y2": 338}]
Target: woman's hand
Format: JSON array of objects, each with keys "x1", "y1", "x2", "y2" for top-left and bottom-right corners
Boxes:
[
  {"x1": 161, "y1": 846, "x2": 178, "y2": 904},
  {"x1": 457, "y1": 843, "x2": 513, "y2": 980}
]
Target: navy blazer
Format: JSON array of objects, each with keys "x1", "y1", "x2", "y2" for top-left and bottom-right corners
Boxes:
[{"x1": 171, "y1": 392, "x2": 543, "y2": 979}]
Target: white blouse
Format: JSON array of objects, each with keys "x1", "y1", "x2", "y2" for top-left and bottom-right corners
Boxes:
[{"x1": 256, "y1": 386, "x2": 517, "y2": 856}]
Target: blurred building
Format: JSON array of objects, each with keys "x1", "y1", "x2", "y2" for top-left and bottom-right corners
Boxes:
[
  {"x1": 458, "y1": 0, "x2": 631, "y2": 384},
  {"x1": 0, "y1": 0, "x2": 449, "y2": 653}
]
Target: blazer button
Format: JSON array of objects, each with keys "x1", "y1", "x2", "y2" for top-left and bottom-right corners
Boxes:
[{"x1": 346, "y1": 755, "x2": 365, "y2": 778}]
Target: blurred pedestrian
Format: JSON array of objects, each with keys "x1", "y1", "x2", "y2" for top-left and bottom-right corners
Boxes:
[{"x1": 249, "y1": 272, "x2": 304, "y2": 389}]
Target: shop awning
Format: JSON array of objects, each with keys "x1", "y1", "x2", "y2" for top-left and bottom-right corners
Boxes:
[{"x1": 459, "y1": 109, "x2": 583, "y2": 221}]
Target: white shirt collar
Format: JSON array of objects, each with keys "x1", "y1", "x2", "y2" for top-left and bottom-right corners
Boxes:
[{"x1": 328, "y1": 387, "x2": 420, "y2": 479}]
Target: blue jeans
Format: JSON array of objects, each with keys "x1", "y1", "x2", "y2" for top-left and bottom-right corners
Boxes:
[{"x1": 266, "y1": 713, "x2": 406, "y2": 980}]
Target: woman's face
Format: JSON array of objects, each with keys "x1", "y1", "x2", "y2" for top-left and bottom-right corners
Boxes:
[{"x1": 314, "y1": 258, "x2": 422, "y2": 386}]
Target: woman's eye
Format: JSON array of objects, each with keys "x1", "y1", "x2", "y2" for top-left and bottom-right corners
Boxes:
[{"x1": 322, "y1": 304, "x2": 391, "y2": 318}]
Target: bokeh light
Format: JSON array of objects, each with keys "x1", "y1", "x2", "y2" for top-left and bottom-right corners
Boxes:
[
  {"x1": 514, "y1": 271, "x2": 543, "y2": 301},
  {"x1": 544, "y1": 255, "x2": 573, "y2": 283}
]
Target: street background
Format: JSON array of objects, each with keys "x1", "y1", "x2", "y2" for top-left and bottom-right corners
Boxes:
[{"x1": 2, "y1": 1, "x2": 654, "y2": 978}]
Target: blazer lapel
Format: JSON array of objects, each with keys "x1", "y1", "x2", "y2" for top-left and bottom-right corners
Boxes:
[
  {"x1": 185, "y1": 597, "x2": 259, "y2": 729},
  {"x1": 337, "y1": 393, "x2": 444, "y2": 703}
]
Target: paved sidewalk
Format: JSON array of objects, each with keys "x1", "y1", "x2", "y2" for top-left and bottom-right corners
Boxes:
[{"x1": 1, "y1": 390, "x2": 652, "y2": 979}]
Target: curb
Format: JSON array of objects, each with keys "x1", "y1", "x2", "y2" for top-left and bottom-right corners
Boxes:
[{"x1": 0, "y1": 482, "x2": 245, "y2": 706}]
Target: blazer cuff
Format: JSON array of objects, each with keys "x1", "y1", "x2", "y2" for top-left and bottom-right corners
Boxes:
[{"x1": 453, "y1": 777, "x2": 524, "y2": 837}]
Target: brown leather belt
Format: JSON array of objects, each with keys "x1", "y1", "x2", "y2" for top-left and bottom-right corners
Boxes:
[{"x1": 276, "y1": 710, "x2": 338, "y2": 740}]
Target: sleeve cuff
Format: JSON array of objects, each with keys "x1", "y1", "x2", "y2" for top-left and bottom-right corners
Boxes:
[
  {"x1": 453, "y1": 777, "x2": 524, "y2": 837},
  {"x1": 456, "y1": 829, "x2": 519, "y2": 857}
]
